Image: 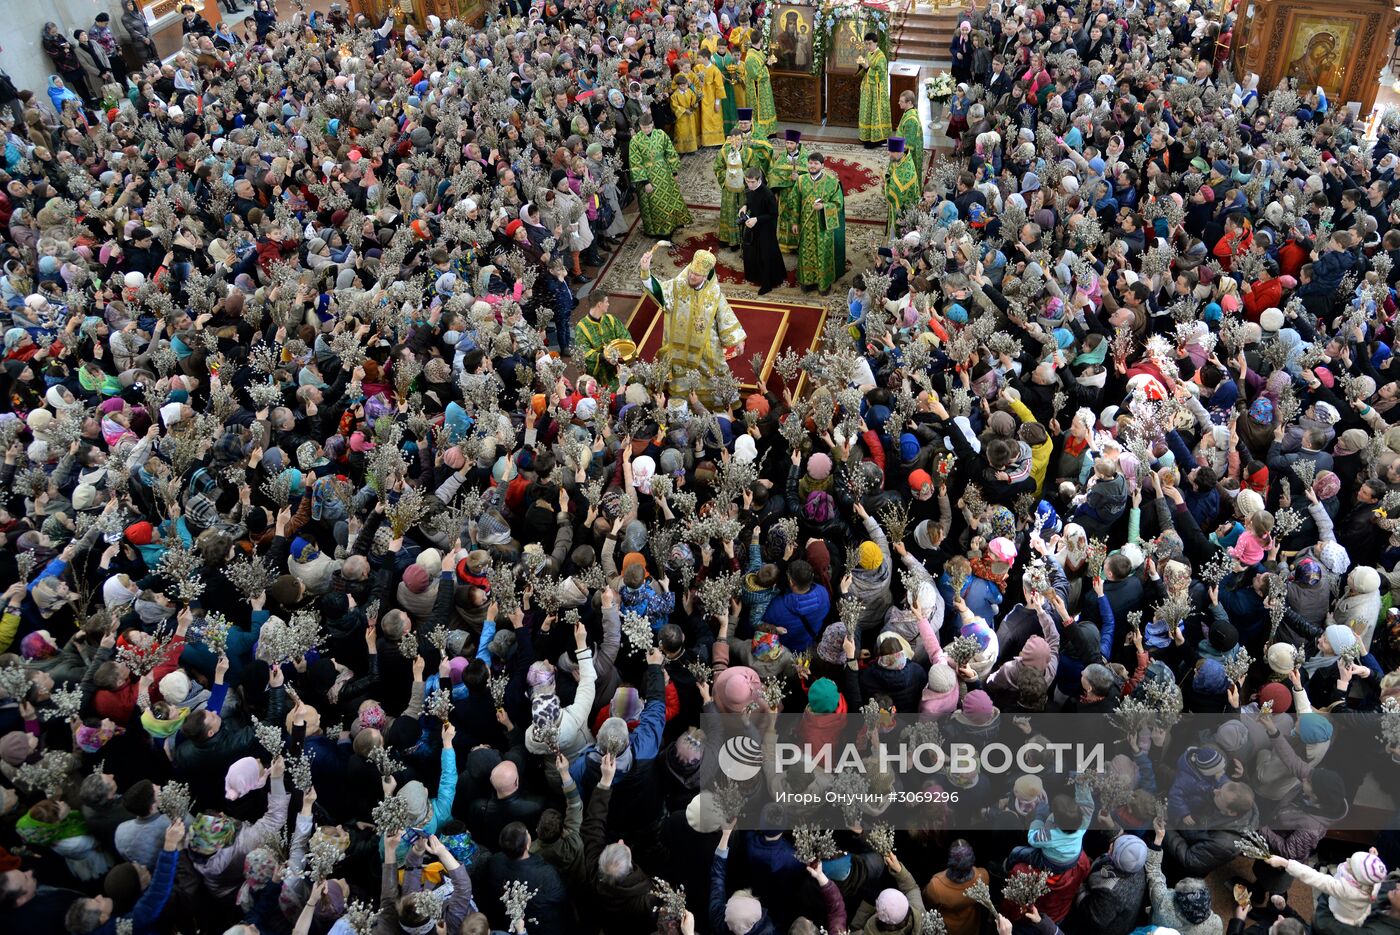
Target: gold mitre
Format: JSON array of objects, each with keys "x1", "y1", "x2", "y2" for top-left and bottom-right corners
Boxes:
[{"x1": 687, "y1": 249, "x2": 717, "y2": 276}]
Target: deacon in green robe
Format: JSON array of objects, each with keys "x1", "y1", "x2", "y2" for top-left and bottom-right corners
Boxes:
[
  {"x1": 742, "y1": 44, "x2": 778, "y2": 138},
  {"x1": 857, "y1": 34, "x2": 892, "y2": 144},
  {"x1": 768, "y1": 128, "x2": 806, "y2": 254},
  {"x1": 573, "y1": 293, "x2": 634, "y2": 386},
  {"x1": 884, "y1": 137, "x2": 921, "y2": 235},
  {"x1": 713, "y1": 39, "x2": 741, "y2": 135},
  {"x1": 896, "y1": 90, "x2": 925, "y2": 176},
  {"x1": 793, "y1": 152, "x2": 846, "y2": 293},
  {"x1": 629, "y1": 112, "x2": 692, "y2": 237}
]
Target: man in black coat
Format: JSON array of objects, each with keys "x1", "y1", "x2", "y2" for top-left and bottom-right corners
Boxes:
[
  {"x1": 466, "y1": 754, "x2": 547, "y2": 850},
  {"x1": 477, "y1": 822, "x2": 573, "y2": 935}
]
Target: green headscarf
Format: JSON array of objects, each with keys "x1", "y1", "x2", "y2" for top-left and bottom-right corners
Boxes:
[
  {"x1": 1073, "y1": 340, "x2": 1109, "y2": 367},
  {"x1": 17, "y1": 808, "x2": 88, "y2": 847}
]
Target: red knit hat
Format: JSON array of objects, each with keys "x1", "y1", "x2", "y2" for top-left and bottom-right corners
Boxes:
[
  {"x1": 505, "y1": 219, "x2": 523, "y2": 238},
  {"x1": 402, "y1": 564, "x2": 431, "y2": 594},
  {"x1": 1258, "y1": 682, "x2": 1293, "y2": 713},
  {"x1": 124, "y1": 521, "x2": 155, "y2": 546}
]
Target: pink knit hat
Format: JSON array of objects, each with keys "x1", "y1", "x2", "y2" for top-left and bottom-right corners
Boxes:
[
  {"x1": 1019, "y1": 635, "x2": 1052, "y2": 671},
  {"x1": 876, "y1": 889, "x2": 910, "y2": 924},
  {"x1": 959, "y1": 690, "x2": 997, "y2": 725},
  {"x1": 987, "y1": 537, "x2": 1017, "y2": 564},
  {"x1": 1346, "y1": 852, "x2": 1388, "y2": 888},
  {"x1": 225, "y1": 756, "x2": 269, "y2": 800},
  {"x1": 714, "y1": 666, "x2": 763, "y2": 713}
]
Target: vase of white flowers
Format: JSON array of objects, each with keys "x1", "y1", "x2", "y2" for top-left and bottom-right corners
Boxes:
[{"x1": 925, "y1": 72, "x2": 954, "y2": 122}]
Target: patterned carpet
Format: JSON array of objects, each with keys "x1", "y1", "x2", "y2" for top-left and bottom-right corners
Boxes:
[
  {"x1": 592, "y1": 204, "x2": 886, "y2": 303},
  {"x1": 674, "y1": 141, "x2": 891, "y2": 222}
]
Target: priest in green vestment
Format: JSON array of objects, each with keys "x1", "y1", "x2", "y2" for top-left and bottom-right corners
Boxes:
[
  {"x1": 857, "y1": 33, "x2": 892, "y2": 145},
  {"x1": 883, "y1": 137, "x2": 921, "y2": 236},
  {"x1": 629, "y1": 111, "x2": 692, "y2": 237},
  {"x1": 768, "y1": 128, "x2": 805, "y2": 254},
  {"x1": 793, "y1": 152, "x2": 846, "y2": 294},
  {"x1": 895, "y1": 89, "x2": 924, "y2": 176},
  {"x1": 742, "y1": 39, "x2": 778, "y2": 138},
  {"x1": 738, "y1": 109, "x2": 773, "y2": 176}
]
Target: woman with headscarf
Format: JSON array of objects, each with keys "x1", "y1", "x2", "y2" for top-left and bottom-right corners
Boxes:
[
  {"x1": 41, "y1": 25, "x2": 89, "y2": 105},
  {"x1": 17, "y1": 797, "x2": 111, "y2": 881},
  {"x1": 3, "y1": 358, "x2": 42, "y2": 410},
  {"x1": 1253, "y1": 709, "x2": 1351, "y2": 878},
  {"x1": 120, "y1": 0, "x2": 158, "y2": 64},
  {"x1": 1332, "y1": 565, "x2": 1382, "y2": 653}
]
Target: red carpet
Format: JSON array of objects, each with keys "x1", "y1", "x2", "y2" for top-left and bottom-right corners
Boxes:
[
  {"x1": 667, "y1": 234, "x2": 796, "y2": 288},
  {"x1": 824, "y1": 154, "x2": 881, "y2": 199},
  {"x1": 625, "y1": 294, "x2": 829, "y2": 393}
]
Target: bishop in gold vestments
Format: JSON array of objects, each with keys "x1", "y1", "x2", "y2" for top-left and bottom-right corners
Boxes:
[{"x1": 639, "y1": 248, "x2": 746, "y2": 407}]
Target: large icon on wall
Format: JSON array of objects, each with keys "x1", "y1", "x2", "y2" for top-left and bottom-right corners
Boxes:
[
  {"x1": 827, "y1": 17, "x2": 865, "y2": 73},
  {"x1": 1284, "y1": 14, "x2": 1356, "y2": 99},
  {"x1": 772, "y1": 5, "x2": 814, "y2": 71}
]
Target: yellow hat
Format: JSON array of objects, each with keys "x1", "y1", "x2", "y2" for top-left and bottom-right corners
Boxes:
[
  {"x1": 858, "y1": 540, "x2": 883, "y2": 569},
  {"x1": 687, "y1": 249, "x2": 717, "y2": 277}
]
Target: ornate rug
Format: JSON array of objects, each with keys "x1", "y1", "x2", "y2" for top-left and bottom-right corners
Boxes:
[
  {"x1": 592, "y1": 205, "x2": 886, "y2": 303},
  {"x1": 674, "y1": 141, "x2": 890, "y2": 222},
  {"x1": 624, "y1": 293, "x2": 829, "y2": 395}
]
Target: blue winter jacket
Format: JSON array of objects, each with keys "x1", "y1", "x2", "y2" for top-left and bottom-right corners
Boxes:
[{"x1": 763, "y1": 585, "x2": 831, "y2": 652}]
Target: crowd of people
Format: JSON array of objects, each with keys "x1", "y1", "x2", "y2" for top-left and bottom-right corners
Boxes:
[{"x1": 4, "y1": 0, "x2": 1400, "y2": 934}]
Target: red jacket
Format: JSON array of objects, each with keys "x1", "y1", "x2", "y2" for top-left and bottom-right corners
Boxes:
[
  {"x1": 1278, "y1": 239, "x2": 1310, "y2": 278},
  {"x1": 1242, "y1": 276, "x2": 1284, "y2": 323},
  {"x1": 1212, "y1": 227, "x2": 1253, "y2": 271},
  {"x1": 1003, "y1": 854, "x2": 1092, "y2": 923},
  {"x1": 93, "y1": 635, "x2": 185, "y2": 723},
  {"x1": 254, "y1": 237, "x2": 296, "y2": 274}
]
